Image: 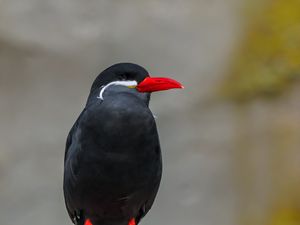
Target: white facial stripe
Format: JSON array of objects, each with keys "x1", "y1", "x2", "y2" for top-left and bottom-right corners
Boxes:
[{"x1": 97, "y1": 80, "x2": 138, "y2": 100}]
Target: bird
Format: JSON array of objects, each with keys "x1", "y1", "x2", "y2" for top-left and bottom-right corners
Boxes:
[{"x1": 63, "y1": 63, "x2": 183, "y2": 225}]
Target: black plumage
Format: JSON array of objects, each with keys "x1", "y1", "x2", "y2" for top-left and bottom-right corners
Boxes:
[{"x1": 63, "y1": 63, "x2": 162, "y2": 225}]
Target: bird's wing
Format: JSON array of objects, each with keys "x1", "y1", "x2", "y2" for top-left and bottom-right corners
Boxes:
[
  {"x1": 64, "y1": 109, "x2": 87, "y2": 223},
  {"x1": 136, "y1": 177, "x2": 161, "y2": 224},
  {"x1": 64, "y1": 129, "x2": 77, "y2": 223},
  {"x1": 64, "y1": 108, "x2": 86, "y2": 162}
]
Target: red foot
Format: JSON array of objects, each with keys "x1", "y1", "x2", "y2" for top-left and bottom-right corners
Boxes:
[
  {"x1": 85, "y1": 217, "x2": 135, "y2": 225},
  {"x1": 84, "y1": 219, "x2": 93, "y2": 225},
  {"x1": 128, "y1": 218, "x2": 136, "y2": 225}
]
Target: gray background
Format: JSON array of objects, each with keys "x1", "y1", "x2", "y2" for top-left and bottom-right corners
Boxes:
[{"x1": 0, "y1": 1, "x2": 244, "y2": 225}]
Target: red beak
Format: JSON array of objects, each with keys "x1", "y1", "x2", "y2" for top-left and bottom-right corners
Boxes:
[{"x1": 136, "y1": 77, "x2": 184, "y2": 93}]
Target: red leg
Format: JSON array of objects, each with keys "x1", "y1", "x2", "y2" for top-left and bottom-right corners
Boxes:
[
  {"x1": 128, "y1": 218, "x2": 136, "y2": 225},
  {"x1": 84, "y1": 219, "x2": 93, "y2": 225}
]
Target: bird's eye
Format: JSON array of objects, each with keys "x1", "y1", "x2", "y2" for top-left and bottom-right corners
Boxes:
[{"x1": 118, "y1": 74, "x2": 127, "y2": 80}]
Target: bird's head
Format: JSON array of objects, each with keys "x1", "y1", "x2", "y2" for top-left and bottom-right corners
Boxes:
[{"x1": 87, "y1": 63, "x2": 183, "y2": 105}]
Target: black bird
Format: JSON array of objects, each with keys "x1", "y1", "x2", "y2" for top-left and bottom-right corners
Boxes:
[{"x1": 63, "y1": 63, "x2": 183, "y2": 225}]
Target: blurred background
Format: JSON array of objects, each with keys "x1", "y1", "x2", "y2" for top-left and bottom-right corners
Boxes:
[{"x1": 1, "y1": 0, "x2": 300, "y2": 225}]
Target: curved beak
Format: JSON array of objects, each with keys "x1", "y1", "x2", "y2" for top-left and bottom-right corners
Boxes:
[{"x1": 136, "y1": 77, "x2": 184, "y2": 93}]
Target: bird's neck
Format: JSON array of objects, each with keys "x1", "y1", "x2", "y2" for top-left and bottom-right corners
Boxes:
[{"x1": 86, "y1": 86, "x2": 150, "y2": 107}]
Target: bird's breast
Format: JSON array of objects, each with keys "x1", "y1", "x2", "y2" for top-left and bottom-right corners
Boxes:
[{"x1": 71, "y1": 93, "x2": 161, "y2": 187}]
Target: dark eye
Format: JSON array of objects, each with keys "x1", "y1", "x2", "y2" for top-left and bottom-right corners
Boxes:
[{"x1": 118, "y1": 74, "x2": 127, "y2": 80}]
